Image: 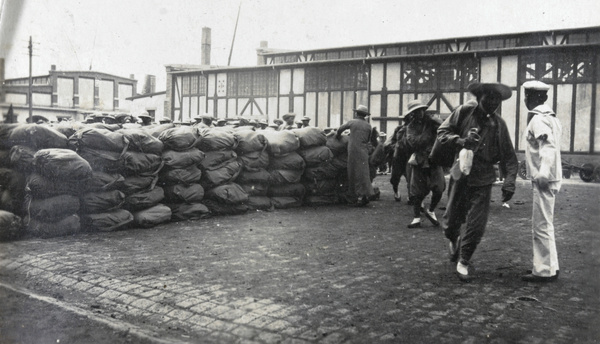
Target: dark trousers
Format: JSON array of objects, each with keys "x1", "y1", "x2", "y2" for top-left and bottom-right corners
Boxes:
[
  {"x1": 442, "y1": 178, "x2": 492, "y2": 264},
  {"x1": 390, "y1": 155, "x2": 410, "y2": 195},
  {"x1": 409, "y1": 165, "x2": 445, "y2": 217}
]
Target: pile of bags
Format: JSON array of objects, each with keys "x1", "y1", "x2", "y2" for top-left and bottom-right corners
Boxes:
[{"x1": 0, "y1": 121, "x2": 387, "y2": 241}]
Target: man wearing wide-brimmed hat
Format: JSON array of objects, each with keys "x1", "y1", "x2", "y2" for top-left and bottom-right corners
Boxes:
[
  {"x1": 433, "y1": 82, "x2": 518, "y2": 282},
  {"x1": 402, "y1": 99, "x2": 445, "y2": 229},
  {"x1": 335, "y1": 104, "x2": 375, "y2": 207},
  {"x1": 300, "y1": 116, "x2": 311, "y2": 128},
  {"x1": 278, "y1": 113, "x2": 296, "y2": 131},
  {"x1": 137, "y1": 111, "x2": 153, "y2": 126}
]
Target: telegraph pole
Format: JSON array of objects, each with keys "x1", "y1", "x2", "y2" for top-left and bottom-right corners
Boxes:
[{"x1": 28, "y1": 36, "x2": 33, "y2": 123}]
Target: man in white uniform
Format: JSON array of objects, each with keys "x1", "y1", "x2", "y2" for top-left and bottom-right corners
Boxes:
[{"x1": 522, "y1": 80, "x2": 562, "y2": 282}]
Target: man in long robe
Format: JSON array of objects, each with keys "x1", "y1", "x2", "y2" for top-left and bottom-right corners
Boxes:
[{"x1": 336, "y1": 105, "x2": 375, "y2": 206}]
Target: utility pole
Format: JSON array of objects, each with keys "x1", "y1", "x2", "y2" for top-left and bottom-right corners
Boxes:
[
  {"x1": 227, "y1": 0, "x2": 242, "y2": 66},
  {"x1": 28, "y1": 36, "x2": 33, "y2": 123}
]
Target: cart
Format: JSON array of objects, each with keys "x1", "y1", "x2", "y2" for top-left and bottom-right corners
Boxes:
[{"x1": 518, "y1": 160, "x2": 597, "y2": 182}]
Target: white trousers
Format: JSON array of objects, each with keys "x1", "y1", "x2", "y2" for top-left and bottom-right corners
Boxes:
[{"x1": 531, "y1": 183, "x2": 560, "y2": 277}]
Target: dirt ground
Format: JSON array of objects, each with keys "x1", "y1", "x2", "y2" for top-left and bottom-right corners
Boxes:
[{"x1": 1, "y1": 175, "x2": 599, "y2": 343}]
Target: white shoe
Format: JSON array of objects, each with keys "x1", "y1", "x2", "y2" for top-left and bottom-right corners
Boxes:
[
  {"x1": 407, "y1": 218, "x2": 421, "y2": 228},
  {"x1": 456, "y1": 262, "x2": 471, "y2": 282},
  {"x1": 424, "y1": 209, "x2": 439, "y2": 226}
]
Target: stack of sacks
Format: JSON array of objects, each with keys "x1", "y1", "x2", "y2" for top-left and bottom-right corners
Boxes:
[
  {"x1": 325, "y1": 132, "x2": 351, "y2": 203},
  {"x1": 233, "y1": 129, "x2": 272, "y2": 211},
  {"x1": 1, "y1": 124, "x2": 27, "y2": 217},
  {"x1": 158, "y1": 126, "x2": 208, "y2": 221},
  {"x1": 262, "y1": 130, "x2": 304, "y2": 209},
  {"x1": 0, "y1": 124, "x2": 25, "y2": 240},
  {"x1": 27, "y1": 148, "x2": 91, "y2": 237},
  {"x1": 69, "y1": 127, "x2": 159, "y2": 231},
  {"x1": 294, "y1": 127, "x2": 339, "y2": 206},
  {"x1": 119, "y1": 128, "x2": 171, "y2": 227},
  {"x1": 197, "y1": 127, "x2": 248, "y2": 215},
  {"x1": 4, "y1": 124, "x2": 82, "y2": 238}
]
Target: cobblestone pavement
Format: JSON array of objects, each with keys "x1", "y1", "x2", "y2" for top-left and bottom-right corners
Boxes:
[{"x1": 1, "y1": 176, "x2": 599, "y2": 343}]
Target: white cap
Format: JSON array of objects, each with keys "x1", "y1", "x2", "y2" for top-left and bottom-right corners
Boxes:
[{"x1": 523, "y1": 80, "x2": 550, "y2": 92}]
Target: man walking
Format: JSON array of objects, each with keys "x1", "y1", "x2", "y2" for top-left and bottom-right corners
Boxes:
[
  {"x1": 521, "y1": 80, "x2": 562, "y2": 282},
  {"x1": 434, "y1": 82, "x2": 518, "y2": 282},
  {"x1": 403, "y1": 100, "x2": 445, "y2": 228}
]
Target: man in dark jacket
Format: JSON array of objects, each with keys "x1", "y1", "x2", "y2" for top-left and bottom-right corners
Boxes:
[
  {"x1": 389, "y1": 110, "x2": 416, "y2": 202},
  {"x1": 403, "y1": 100, "x2": 445, "y2": 228},
  {"x1": 434, "y1": 82, "x2": 518, "y2": 282}
]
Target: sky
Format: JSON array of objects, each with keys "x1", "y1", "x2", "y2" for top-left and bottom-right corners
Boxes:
[{"x1": 1, "y1": 0, "x2": 600, "y2": 91}]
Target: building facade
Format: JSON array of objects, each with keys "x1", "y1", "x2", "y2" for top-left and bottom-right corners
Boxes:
[
  {"x1": 167, "y1": 26, "x2": 600, "y2": 156},
  {"x1": 0, "y1": 65, "x2": 137, "y2": 123}
]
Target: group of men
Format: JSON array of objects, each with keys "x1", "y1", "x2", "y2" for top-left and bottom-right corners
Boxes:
[{"x1": 337, "y1": 80, "x2": 562, "y2": 284}]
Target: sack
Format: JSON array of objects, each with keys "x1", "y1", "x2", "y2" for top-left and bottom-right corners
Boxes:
[
  {"x1": 292, "y1": 127, "x2": 327, "y2": 148},
  {"x1": 26, "y1": 214, "x2": 80, "y2": 238},
  {"x1": 237, "y1": 150, "x2": 269, "y2": 171},
  {"x1": 199, "y1": 150, "x2": 237, "y2": 170},
  {"x1": 196, "y1": 127, "x2": 238, "y2": 151},
  {"x1": 245, "y1": 196, "x2": 273, "y2": 211},
  {"x1": 234, "y1": 130, "x2": 267, "y2": 154},
  {"x1": 268, "y1": 152, "x2": 305, "y2": 171},
  {"x1": 80, "y1": 190, "x2": 126, "y2": 213},
  {"x1": 200, "y1": 160, "x2": 241, "y2": 188},
  {"x1": 167, "y1": 202, "x2": 211, "y2": 221},
  {"x1": 119, "y1": 128, "x2": 164, "y2": 155},
  {"x1": 25, "y1": 173, "x2": 82, "y2": 197},
  {"x1": 162, "y1": 149, "x2": 205, "y2": 169},
  {"x1": 33, "y1": 148, "x2": 92, "y2": 181},
  {"x1": 0, "y1": 210, "x2": 22, "y2": 241},
  {"x1": 205, "y1": 183, "x2": 248, "y2": 205},
  {"x1": 408, "y1": 153, "x2": 418, "y2": 166},
  {"x1": 121, "y1": 175, "x2": 156, "y2": 195},
  {"x1": 262, "y1": 130, "x2": 300, "y2": 156},
  {"x1": 202, "y1": 199, "x2": 248, "y2": 216},
  {"x1": 9, "y1": 145, "x2": 36, "y2": 173},
  {"x1": 124, "y1": 187, "x2": 164, "y2": 211},
  {"x1": 303, "y1": 162, "x2": 340, "y2": 181},
  {"x1": 159, "y1": 165, "x2": 203, "y2": 185},
  {"x1": 28, "y1": 194, "x2": 80, "y2": 222},
  {"x1": 68, "y1": 128, "x2": 126, "y2": 153},
  {"x1": 298, "y1": 146, "x2": 333, "y2": 167},
  {"x1": 85, "y1": 171, "x2": 125, "y2": 192},
  {"x1": 144, "y1": 123, "x2": 175, "y2": 138},
  {"x1": 269, "y1": 169, "x2": 303, "y2": 185},
  {"x1": 132, "y1": 204, "x2": 171, "y2": 228},
  {"x1": 268, "y1": 183, "x2": 305, "y2": 198},
  {"x1": 163, "y1": 184, "x2": 205, "y2": 203},
  {"x1": 8, "y1": 124, "x2": 68, "y2": 150},
  {"x1": 459, "y1": 148, "x2": 474, "y2": 175},
  {"x1": 270, "y1": 196, "x2": 303, "y2": 209},
  {"x1": 236, "y1": 168, "x2": 271, "y2": 185},
  {"x1": 81, "y1": 209, "x2": 133, "y2": 232},
  {"x1": 158, "y1": 126, "x2": 199, "y2": 151},
  {"x1": 120, "y1": 151, "x2": 163, "y2": 175},
  {"x1": 326, "y1": 134, "x2": 348, "y2": 156},
  {"x1": 240, "y1": 183, "x2": 269, "y2": 196}
]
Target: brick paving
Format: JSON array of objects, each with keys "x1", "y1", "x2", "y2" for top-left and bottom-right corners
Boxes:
[{"x1": 0, "y1": 177, "x2": 599, "y2": 343}]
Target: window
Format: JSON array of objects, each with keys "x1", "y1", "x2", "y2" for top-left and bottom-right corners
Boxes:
[
  {"x1": 340, "y1": 51, "x2": 353, "y2": 59},
  {"x1": 305, "y1": 64, "x2": 368, "y2": 92},
  {"x1": 267, "y1": 70, "x2": 278, "y2": 96},
  {"x1": 238, "y1": 72, "x2": 252, "y2": 96},
  {"x1": 353, "y1": 50, "x2": 366, "y2": 58},
  {"x1": 253, "y1": 71, "x2": 267, "y2": 96},
  {"x1": 402, "y1": 60, "x2": 437, "y2": 91},
  {"x1": 191, "y1": 75, "x2": 199, "y2": 94},
  {"x1": 227, "y1": 73, "x2": 237, "y2": 97},
  {"x1": 314, "y1": 53, "x2": 327, "y2": 61},
  {"x1": 182, "y1": 76, "x2": 190, "y2": 95},
  {"x1": 198, "y1": 75, "x2": 207, "y2": 95},
  {"x1": 327, "y1": 52, "x2": 340, "y2": 60}
]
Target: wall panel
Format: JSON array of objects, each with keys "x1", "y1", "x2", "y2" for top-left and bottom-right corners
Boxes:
[
  {"x1": 78, "y1": 78, "x2": 94, "y2": 109},
  {"x1": 386, "y1": 63, "x2": 401, "y2": 91},
  {"x1": 317, "y1": 92, "x2": 329, "y2": 128},
  {"x1": 370, "y1": 64, "x2": 384, "y2": 91},
  {"x1": 57, "y1": 77, "x2": 74, "y2": 108},
  {"x1": 574, "y1": 84, "x2": 592, "y2": 152},
  {"x1": 480, "y1": 57, "x2": 498, "y2": 83},
  {"x1": 293, "y1": 96, "x2": 304, "y2": 117},
  {"x1": 556, "y1": 84, "x2": 573, "y2": 151},
  {"x1": 501, "y1": 56, "x2": 518, "y2": 87}
]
